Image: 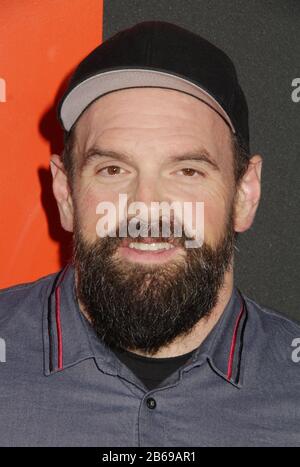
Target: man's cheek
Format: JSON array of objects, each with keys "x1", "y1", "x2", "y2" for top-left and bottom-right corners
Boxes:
[
  {"x1": 203, "y1": 202, "x2": 228, "y2": 244},
  {"x1": 76, "y1": 195, "x2": 103, "y2": 240},
  {"x1": 77, "y1": 190, "x2": 122, "y2": 241}
]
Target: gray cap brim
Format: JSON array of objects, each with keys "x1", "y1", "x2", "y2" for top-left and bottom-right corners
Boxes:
[{"x1": 60, "y1": 69, "x2": 236, "y2": 133}]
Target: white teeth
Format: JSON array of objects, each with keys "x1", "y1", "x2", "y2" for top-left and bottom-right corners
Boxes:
[{"x1": 128, "y1": 242, "x2": 174, "y2": 251}]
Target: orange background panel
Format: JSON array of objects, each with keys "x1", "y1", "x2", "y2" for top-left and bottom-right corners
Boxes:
[{"x1": 0, "y1": 0, "x2": 103, "y2": 288}]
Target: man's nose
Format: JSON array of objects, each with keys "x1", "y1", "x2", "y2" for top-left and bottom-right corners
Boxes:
[{"x1": 131, "y1": 175, "x2": 163, "y2": 206}]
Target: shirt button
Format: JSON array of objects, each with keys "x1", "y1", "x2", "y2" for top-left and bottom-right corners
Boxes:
[{"x1": 146, "y1": 397, "x2": 157, "y2": 409}]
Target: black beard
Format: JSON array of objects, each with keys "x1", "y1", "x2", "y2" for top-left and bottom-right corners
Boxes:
[{"x1": 73, "y1": 213, "x2": 235, "y2": 355}]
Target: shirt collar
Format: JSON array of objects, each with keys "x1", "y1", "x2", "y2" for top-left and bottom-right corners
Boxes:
[
  {"x1": 187, "y1": 285, "x2": 248, "y2": 388},
  {"x1": 43, "y1": 263, "x2": 248, "y2": 388}
]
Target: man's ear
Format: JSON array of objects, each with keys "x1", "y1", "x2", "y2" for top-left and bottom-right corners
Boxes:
[
  {"x1": 50, "y1": 154, "x2": 74, "y2": 232},
  {"x1": 234, "y1": 154, "x2": 262, "y2": 232}
]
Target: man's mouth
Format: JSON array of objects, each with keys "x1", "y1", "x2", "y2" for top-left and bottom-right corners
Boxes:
[
  {"x1": 116, "y1": 237, "x2": 184, "y2": 263},
  {"x1": 128, "y1": 241, "x2": 175, "y2": 252},
  {"x1": 119, "y1": 236, "x2": 179, "y2": 247}
]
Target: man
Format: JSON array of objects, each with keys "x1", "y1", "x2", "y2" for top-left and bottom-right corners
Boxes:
[{"x1": 0, "y1": 21, "x2": 299, "y2": 447}]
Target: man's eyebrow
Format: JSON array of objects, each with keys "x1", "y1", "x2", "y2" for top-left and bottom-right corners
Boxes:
[
  {"x1": 79, "y1": 146, "x2": 220, "y2": 171},
  {"x1": 79, "y1": 147, "x2": 133, "y2": 170},
  {"x1": 168, "y1": 151, "x2": 220, "y2": 171}
]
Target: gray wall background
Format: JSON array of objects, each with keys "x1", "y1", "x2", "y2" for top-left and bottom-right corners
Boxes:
[{"x1": 103, "y1": 0, "x2": 300, "y2": 321}]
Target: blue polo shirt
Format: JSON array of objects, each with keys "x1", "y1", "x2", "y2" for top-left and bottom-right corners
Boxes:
[{"x1": 0, "y1": 263, "x2": 299, "y2": 446}]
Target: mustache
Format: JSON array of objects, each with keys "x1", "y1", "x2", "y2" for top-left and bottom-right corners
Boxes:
[{"x1": 101, "y1": 216, "x2": 195, "y2": 248}]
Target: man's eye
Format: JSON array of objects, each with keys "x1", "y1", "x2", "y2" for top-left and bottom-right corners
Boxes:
[
  {"x1": 97, "y1": 166, "x2": 124, "y2": 176},
  {"x1": 177, "y1": 168, "x2": 203, "y2": 177}
]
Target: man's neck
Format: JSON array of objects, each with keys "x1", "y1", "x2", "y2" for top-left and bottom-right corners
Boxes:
[{"x1": 75, "y1": 269, "x2": 234, "y2": 359}]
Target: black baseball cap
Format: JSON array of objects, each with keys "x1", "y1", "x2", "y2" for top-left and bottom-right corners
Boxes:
[{"x1": 58, "y1": 21, "x2": 250, "y2": 153}]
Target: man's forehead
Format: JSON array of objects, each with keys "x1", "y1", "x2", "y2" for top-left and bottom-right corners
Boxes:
[{"x1": 74, "y1": 88, "x2": 233, "y2": 161}]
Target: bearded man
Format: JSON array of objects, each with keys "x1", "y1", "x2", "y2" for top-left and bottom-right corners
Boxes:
[{"x1": 0, "y1": 21, "x2": 299, "y2": 447}]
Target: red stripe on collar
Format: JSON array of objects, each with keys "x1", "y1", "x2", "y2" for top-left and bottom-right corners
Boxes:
[
  {"x1": 226, "y1": 299, "x2": 246, "y2": 381},
  {"x1": 54, "y1": 263, "x2": 71, "y2": 370}
]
